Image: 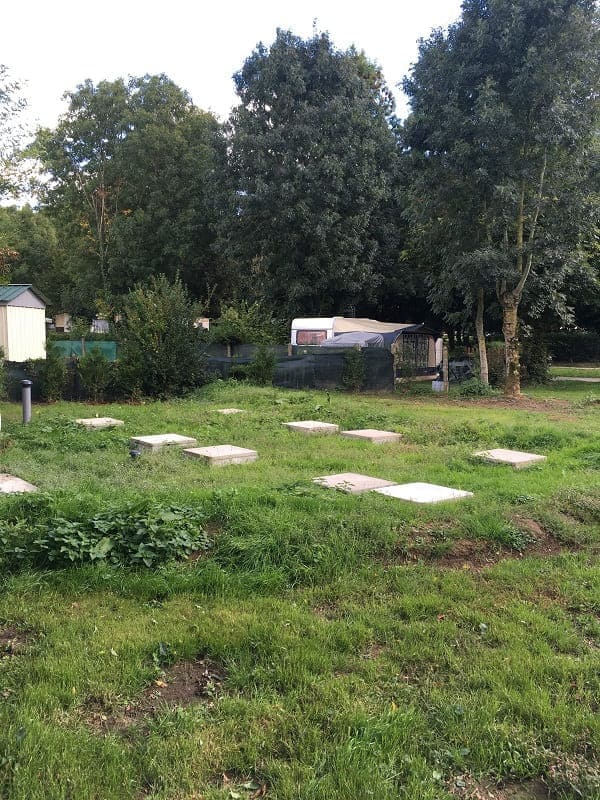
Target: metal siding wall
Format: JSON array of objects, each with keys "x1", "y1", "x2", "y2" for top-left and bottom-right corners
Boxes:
[
  {"x1": 6, "y1": 306, "x2": 46, "y2": 361},
  {"x1": 0, "y1": 308, "x2": 8, "y2": 357}
]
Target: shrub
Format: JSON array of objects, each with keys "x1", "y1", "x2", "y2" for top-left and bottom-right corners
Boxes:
[
  {"x1": 210, "y1": 301, "x2": 285, "y2": 345},
  {"x1": 246, "y1": 345, "x2": 275, "y2": 385},
  {"x1": 457, "y1": 377, "x2": 499, "y2": 397},
  {"x1": 546, "y1": 330, "x2": 600, "y2": 362},
  {"x1": 486, "y1": 342, "x2": 505, "y2": 387},
  {"x1": 77, "y1": 347, "x2": 112, "y2": 402},
  {"x1": 228, "y1": 362, "x2": 249, "y2": 380},
  {"x1": 116, "y1": 275, "x2": 206, "y2": 398},
  {"x1": 521, "y1": 336, "x2": 551, "y2": 384},
  {"x1": 26, "y1": 340, "x2": 66, "y2": 401},
  {"x1": 342, "y1": 348, "x2": 365, "y2": 391}
]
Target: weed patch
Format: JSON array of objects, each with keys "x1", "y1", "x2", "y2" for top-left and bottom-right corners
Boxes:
[
  {"x1": 554, "y1": 489, "x2": 600, "y2": 525},
  {"x1": 0, "y1": 501, "x2": 213, "y2": 569}
]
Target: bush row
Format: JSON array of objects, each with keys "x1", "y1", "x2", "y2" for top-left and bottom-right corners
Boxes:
[{"x1": 546, "y1": 331, "x2": 600, "y2": 363}]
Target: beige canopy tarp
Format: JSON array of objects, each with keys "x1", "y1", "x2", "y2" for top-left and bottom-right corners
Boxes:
[{"x1": 332, "y1": 318, "x2": 414, "y2": 334}]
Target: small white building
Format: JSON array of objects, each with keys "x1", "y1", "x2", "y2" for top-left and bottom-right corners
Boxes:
[{"x1": 0, "y1": 285, "x2": 48, "y2": 361}]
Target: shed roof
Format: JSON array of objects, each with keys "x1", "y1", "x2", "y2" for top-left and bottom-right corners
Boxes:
[{"x1": 0, "y1": 284, "x2": 49, "y2": 306}]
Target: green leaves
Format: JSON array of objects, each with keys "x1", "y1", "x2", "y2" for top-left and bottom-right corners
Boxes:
[
  {"x1": 223, "y1": 29, "x2": 399, "y2": 317},
  {"x1": 116, "y1": 274, "x2": 206, "y2": 398},
  {"x1": 0, "y1": 501, "x2": 213, "y2": 570}
]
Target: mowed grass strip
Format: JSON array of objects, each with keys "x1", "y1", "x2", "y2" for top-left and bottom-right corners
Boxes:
[{"x1": 0, "y1": 381, "x2": 598, "y2": 799}]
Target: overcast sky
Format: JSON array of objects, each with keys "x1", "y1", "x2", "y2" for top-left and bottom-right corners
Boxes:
[{"x1": 4, "y1": 0, "x2": 462, "y2": 130}]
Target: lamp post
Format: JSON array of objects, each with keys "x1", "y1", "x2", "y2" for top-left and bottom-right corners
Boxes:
[{"x1": 21, "y1": 380, "x2": 32, "y2": 424}]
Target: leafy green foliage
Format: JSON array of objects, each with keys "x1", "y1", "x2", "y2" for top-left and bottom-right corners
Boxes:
[
  {"x1": 0, "y1": 206, "x2": 61, "y2": 297},
  {"x1": 404, "y1": 0, "x2": 600, "y2": 395},
  {"x1": 0, "y1": 65, "x2": 28, "y2": 199},
  {"x1": 77, "y1": 348, "x2": 112, "y2": 401},
  {"x1": 116, "y1": 274, "x2": 206, "y2": 397},
  {"x1": 209, "y1": 301, "x2": 284, "y2": 345},
  {"x1": 222, "y1": 29, "x2": 399, "y2": 317},
  {"x1": 521, "y1": 336, "x2": 551, "y2": 385},
  {"x1": 0, "y1": 502, "x2": 211, "y2": 569},
  {"x1": 246, "y1": 345, "x2": 275, "y2": 386},
  {"x1": 35, "y1": 75, "x2": 225, "y2": 313},
  {"x1": 25, "y1": 340, "x2": 66, "y2": 401},
  {"x1": 341, "y1": 349, "x2": 365, "y2": 392},
  {"x1": 547, "y1": 330, "x2": 600, "y2": 362},
  {"x1": 457, "y1": 378, "x2": 499, "y2": 397}
]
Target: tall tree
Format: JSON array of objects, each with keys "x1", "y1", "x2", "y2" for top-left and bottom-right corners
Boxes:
[
  {"x1": 0, "y1": 64, "x2": 28, "y2": 199},
  {"x1": 222, "y1": 29, "x2": 400, "y2": 318},
  {"x1": 36, "y1": 75, "x2": 224, "y2": 311},
  {"x1": 404, "y1": 0, "x2": 600, "y2": 395},
  {"x1": 0, "y1": 205, "x2": 61, "y2": 296}
]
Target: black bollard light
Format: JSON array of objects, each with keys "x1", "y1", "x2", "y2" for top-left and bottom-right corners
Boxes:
[{"x1": 21, "y1": 380, "x2": 32, "y2": 424}]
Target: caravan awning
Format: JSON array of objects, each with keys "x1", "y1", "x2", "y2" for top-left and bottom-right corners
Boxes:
[
  {"x1": 333, "y1": 317, "x2": 414, "y2": 334},
  {"x1": 323, "y1": 332, "x2": 384, "y2": 347}
]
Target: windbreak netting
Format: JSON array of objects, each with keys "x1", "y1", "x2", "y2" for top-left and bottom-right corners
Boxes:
[{"x1": 204, "y1": 345, "x2": 395, "y2": 391}]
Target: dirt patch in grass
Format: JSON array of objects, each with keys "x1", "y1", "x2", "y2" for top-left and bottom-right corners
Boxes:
[
  {"x1": 360, "y1": 642, "x2": 387, "y2": 660},
  {"x1": 220, "y1": 772, "x2": 268, "y2": 798},
  {"x1": 312, "y1": 601, "x2": 342, "y2": 620},
  {"x1": 448, "y1": 776, "x2": 548, "y2": 799},
  {"x1": 0, "y1": 626, "x2": 32, "y2": 657},
  {"x1": 388, "y1": 518, "x2": 575, "y2": 571},
  {"x1": 84, "y1": 657, "x2": 226, "y2": 734}
]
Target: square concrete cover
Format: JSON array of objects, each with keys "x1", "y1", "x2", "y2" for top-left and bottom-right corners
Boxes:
[
  {"x1": 130, "y1": 433, "x2": 198, "y2": 451},
  {"x1": 217, "y1": 408, "x2": 245, "y2": 415},
  {"x1": 374, "y1": 482, "x2": 473, "y2": 503},
  {"x1": 313, "y1": 472, "x2": 396, "y2": 494},
  {"x1": 0, "y1": 474, "x2": 37, "y2": 493},
  {"x1": 184, "y1": 444, "x2": 258, "y2": 465},
  {"x1": 283, "y1": 421, "x2": 340, "y2": 435},
  {"x1": 341, "y1": 429, "x2": 402, "y2": 444},
  {"x1": 474, "y1": 448, "x2": 547, "y2": 468},
  {"x1": 76, "y1": 417, "x2": 124, "y2": 430}
]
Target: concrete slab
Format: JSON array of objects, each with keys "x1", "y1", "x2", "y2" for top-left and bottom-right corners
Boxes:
[
  {"x1": 283, "y1": 421, "x2": 340, "y2": 435},
  {"x1": 75, "y1": 417, "x2": 124, "y2": 430},
  {"x1": 341, "y1": 428, "x2": 402, "y2": 444},
  {"x1": 217, "y1": 408, "x2": 245, "y2": 414},
  {"x1": 0, "y1": 474, "x2": 37, "y2": 493},
  {"x1": 183, "y1": 444, "x2": 258, "y2": 466},
  {"x1": 313, "y1": 472, "x2": 397, "y2": 494},
  {"x1": 374, "y1": 482, "x2": 473, "y2": 503},
  {"x1": 130, "y1": 433, "x2": 198, "y2": 451},
  {"x1": 474, "y1": 448, "x2": 547, "y2": 468}
]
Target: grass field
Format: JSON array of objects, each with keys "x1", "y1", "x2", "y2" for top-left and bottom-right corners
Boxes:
[
  {"x1": 0, "y1": 380, "x2": 598, "y2": 800},
  {"x1": 550, "y1": 365, "x2": 600, "y2": 378}
]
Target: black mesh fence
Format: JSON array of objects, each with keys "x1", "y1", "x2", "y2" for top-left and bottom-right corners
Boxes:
[{"x1": 203, "y1": 344, "x2": 394, "y2": 391}]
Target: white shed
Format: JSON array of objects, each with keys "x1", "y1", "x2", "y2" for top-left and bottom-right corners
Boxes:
[{"x1": 0, "y1": 285, "x2": 48, "y2": 361}]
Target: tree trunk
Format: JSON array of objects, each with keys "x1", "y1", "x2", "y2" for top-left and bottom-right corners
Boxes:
[
  {"x1": 475, "y1": 287, "x2": 488, "y2": 386},
  {"x1": 501, "y1": 299, "x2": 520, "y2": 397}
]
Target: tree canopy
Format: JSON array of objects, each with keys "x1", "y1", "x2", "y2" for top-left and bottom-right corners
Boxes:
[
  {"x1": 36, "y1": 75, "x2": 224, "y2": 314},
  {"x1": 220, "y1": 29, "x2": 401, "y2": 318},
  {"x1": 0, "y1": 64, "x2": 28, "y2": 200},
  {"x1": 404, "y1": 0, "x2": 600, "y2": 394}
]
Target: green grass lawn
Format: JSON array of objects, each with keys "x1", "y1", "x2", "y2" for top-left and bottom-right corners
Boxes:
[
  {"x1": 0, "y1": 381, "x2": 598, "y2": 799},
  {"x1": 550, "y1": 364, "x2": 600, "y2": 378}
]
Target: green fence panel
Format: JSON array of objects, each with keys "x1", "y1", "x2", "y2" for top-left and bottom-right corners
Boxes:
[{"x1": 53, "y1": 341, "x2": 118, "y2": 361}]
